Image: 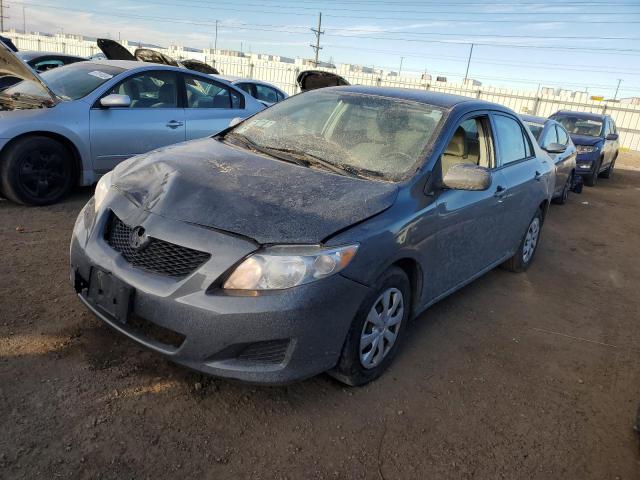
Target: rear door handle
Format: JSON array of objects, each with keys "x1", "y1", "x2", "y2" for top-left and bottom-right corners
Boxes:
[
  {"x1": 534, "y1": 171, "x2": 542, "y2": 181},
  {"x1": 166, "y1": 120, "x2": 184, "y2": 129}
]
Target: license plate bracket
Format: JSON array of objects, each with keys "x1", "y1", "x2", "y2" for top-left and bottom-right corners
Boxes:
[{"x1": 86, "y1": 268, "x2": 134, "y2": 324}]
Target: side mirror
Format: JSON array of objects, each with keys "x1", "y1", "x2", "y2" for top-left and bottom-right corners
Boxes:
[
  {"x1": 543, "y1": 142, "x2": 567, "y2": 154},
  {"x1": 228, "y1": 117, "x2": 243, "y2": 128},
  {"x1": 442, "y1": 163, "x2": 491, "y2": 191},
  {"x1": 606, "y1": 133, "x2": 619, "y2": 141},
  {"x1": 100, "y1": 94, "x2": 131, "y2": 108}
]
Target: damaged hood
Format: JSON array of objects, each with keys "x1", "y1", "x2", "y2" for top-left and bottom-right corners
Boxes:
[
  {"x1": 111, "y1": 137, "x2": 398, "y2": 244},
  {"x1": 97, "y1": 38, "x2": 136, "y2": 61},
  {"x1": 569, "y1": 134, "x2": 603, "y2": 147},
  {"x1": 0, "y1": 41, "x2": 57, "y2": 103}
]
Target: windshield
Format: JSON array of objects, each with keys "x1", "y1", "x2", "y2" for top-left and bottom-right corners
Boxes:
[
  {"x1": 525, "y1": 122, "x2": 544, "y2": 140},
  {"x1": 552, "y1": 114, "x2": 603, "y2": 137},
  {"x1": 229, "y1": 90, "x2": 443, "y2": 181},
  {"x1": 4, "y1": 63, "x2": 125, "y2": 101}
]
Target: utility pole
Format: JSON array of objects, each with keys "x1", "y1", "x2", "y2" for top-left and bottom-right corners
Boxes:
[
  {"x1": 310, "y1": 12, "x2": 324, "y2": 67},
  {"x1": 22, "y1": 5, "x2": 25, "y2": 33},
  {"x1": 214, "y1": 20, "x2": 218, "y2": 55},
  {"x1": 613, "y1": 78, "x2": 622, "y2": 100},
  {"x1": 399, "y1": 56, "x2": 404, "y2": 76},
  {"x1": 464, "y1": 43, "x2": 474, "y2": 84}
]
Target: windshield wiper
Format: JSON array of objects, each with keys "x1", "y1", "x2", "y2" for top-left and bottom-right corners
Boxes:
[{"x1": 225, "y1": 133, "x2": 318, "y2": 168}]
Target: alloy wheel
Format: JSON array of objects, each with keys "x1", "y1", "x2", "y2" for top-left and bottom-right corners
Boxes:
[
  {"x1": 522, "y1": 217, "x2": 541, "y2": 264},
  {"x1": 360, "y1": 287, "x2": 404, "y2": 369},
  {"x1": 18, "y1": 149, "x2": 68, "y2": 200}
]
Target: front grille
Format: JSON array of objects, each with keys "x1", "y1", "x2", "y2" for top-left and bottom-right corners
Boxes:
[
  {"x1": 106, "y1": 213, "x2": 210, "y2": 278},
  {"x1": 236, "y1": 339, "x2": 290, "y2": 365}
]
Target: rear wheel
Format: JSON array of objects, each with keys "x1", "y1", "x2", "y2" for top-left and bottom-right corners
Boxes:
[
  {"x1": 0, "y1": 136, "x2": 74, "y2": 206},
  {"x1": 330, "y1": 267, "x2": 410, "y2": 386},
  {"x1": 502, "y1": 209, "x2": 543, "y2": 273},
  {"x1": 552, "y1": 173, "x2": 571, "y2": 205}
]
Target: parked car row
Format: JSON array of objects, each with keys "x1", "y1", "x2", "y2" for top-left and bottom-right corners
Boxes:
[{"x1": 0, "y1": 40, "x2": 621, "y2": 386}]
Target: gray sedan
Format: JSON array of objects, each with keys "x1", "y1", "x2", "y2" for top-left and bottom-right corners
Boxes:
[
  {"x1": 522, "y1": 114, "x2": 577, "y2": 204},
  {"x1": 70, "y1": 87, "x2": 553, "y2": 386},
  {"x1": 0, "y1": 45, "x2": 264, "y2": 205}
]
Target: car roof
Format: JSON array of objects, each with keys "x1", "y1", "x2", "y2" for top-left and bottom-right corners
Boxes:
[
  {"x1": 331, "y1": 85, "x2": 503, "y2": 110},
  {"x1": 17, "y1": 51, "x2": 86, "y2": 61},
  {"x1": 520, "y1": 114, "x2": 551, "y2": 125},
  {"x1": 552, "y1": 110, "x2": 607, "y2": 121}
]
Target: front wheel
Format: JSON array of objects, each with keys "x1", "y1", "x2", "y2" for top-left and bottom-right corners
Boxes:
[
  {"x1": 584, "y1": 160, "x2": 601, "y2": 187},
  {"x1": 600, "y1": 157, "x2": 616, "y2": 179},
  {"x1": 330, "y1": 267, "x2": 411, "y2": 386},
  {"x1": 0, "y1": 136, "x2": 74, "y2": 206},
  {"x1": 502, "y1": 209, "x2": 543, "y2": 273}
]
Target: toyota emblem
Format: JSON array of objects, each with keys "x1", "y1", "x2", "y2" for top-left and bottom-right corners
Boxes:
[{"x1": 129, "y1": 226, "x2": 150, "y2": 251}]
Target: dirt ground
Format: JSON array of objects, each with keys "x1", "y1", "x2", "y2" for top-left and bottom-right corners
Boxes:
[{"x1": 1, "y1": 153, "x2": 640, "y2": 480}]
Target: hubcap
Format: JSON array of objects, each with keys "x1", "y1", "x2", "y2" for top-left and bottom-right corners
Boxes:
[
  {"x1": 522, "y1": 217, "x2": 540, "y2": 263},
  {"x1": 359, "y1": 287, "x2": 404, "y2": 369},
  {"x1": 18, "y1": 149, "x2": 67, "y2": 199}
]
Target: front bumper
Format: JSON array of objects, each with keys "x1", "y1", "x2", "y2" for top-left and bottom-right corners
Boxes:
[
  {"x1": 70, "y1": 193, "x2": 370, "y2": 384},
  {"x1": 575, "y1": 150, "x2": 600, "y2": 176}
]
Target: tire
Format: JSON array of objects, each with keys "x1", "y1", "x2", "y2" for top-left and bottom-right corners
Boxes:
[
  {"x1": 584, "y1": 159, "x2": 601, "y2": 187},
  {"x1": 502, "y1": 208, "x2": 544, "y2": 273},
  {"x1": 0, "y1": 136, "x2": 74, "y2": 206},
  {"x1": 600, "y1": 156, "x2": 616, "y2": 179},
  {"x1": 552, "y1": 173, "x2": 571, "y2": 205},
  {"x1": 330, "y1": 266, "x2": 411, "y2": 386}
]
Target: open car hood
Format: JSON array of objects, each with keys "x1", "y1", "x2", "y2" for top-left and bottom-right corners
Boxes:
[
  {"x1": 134, "y1": 48, "x2": 180, "y2": 67},
  {"x1": 97, "y1": 38, "x2": 135, "y2": 61},
  {"x1": 111, "y1": 137, "x2": 398, "y2": 244},
  {"x1": 296, "y1": 70, "x2": 349, "y2": 92},
  {"x1": 0, "y1": 35, "x2": 18, "y2": 52},
  {"x1": 0, "y1": 42, "x2": 57, "y2": 103},
  {"x1": 180, "y1": 59, "x2": 219, "y2": 75}
]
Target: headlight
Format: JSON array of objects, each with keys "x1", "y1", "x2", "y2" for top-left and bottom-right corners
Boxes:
[
  {"x1": 576, "y1": 145, "x2": 597, "y2": 154},
  {"x1": 223, "y1": 244, "x2": 359, "y2": 291},
  {"x1": 94, "y1": 171, "x2": 113, "y2": 212}
]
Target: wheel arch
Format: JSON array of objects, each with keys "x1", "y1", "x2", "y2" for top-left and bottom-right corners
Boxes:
[
  {"x1": 391, "y1": 257, "x2": 423, "y2": 318},
  {"x1": 0, "y1": 131, "x2": 83, "y2": 185}
]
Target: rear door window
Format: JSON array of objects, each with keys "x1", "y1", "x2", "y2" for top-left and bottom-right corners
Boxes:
[{"x1": 184, "y1": 74, "x2": 244, "y2": 109}]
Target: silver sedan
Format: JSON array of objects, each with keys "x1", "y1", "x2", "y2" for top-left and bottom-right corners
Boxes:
[{"x1": 0, "y1": 46, "x2": 264, "y2": 205}]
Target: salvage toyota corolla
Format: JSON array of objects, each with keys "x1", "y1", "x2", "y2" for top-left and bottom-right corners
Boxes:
[{"x1": 70, "y1": 86, "x2": 553, "y2": 385}]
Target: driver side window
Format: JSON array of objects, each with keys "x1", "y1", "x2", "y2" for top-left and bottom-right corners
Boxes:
[
  {"x1": 108, "y1": 71, "x2": 178, "y2": 108},
  {"x1": 441, "y1": 117, "x2": 493, "y2": 177}
]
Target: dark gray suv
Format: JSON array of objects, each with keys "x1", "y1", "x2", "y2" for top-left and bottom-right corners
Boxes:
[{"x1": 70, "y1": 87, "x2": 553, "y2": 385}]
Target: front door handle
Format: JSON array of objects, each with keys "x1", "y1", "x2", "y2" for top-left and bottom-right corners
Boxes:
[
  {"x1": 166, "y1": 120, "x2": 184, "y2": 129},
  {"x1": 494, "y1": 185, "x2": 506, "y2": 199}
]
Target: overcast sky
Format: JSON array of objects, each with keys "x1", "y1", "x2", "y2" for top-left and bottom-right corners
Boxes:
[{"x1": 10, "y1": 0, "x2": 640, "y2": 97}]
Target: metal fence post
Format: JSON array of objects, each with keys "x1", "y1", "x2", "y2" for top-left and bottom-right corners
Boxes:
[{"x1": 533, "y1": 96, "x2": 541, "y2": 116}]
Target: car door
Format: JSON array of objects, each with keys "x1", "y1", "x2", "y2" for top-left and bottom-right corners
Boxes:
[
  {"x1": 491, "y1": 113, "x2": 547, "y2": 253},
  {"x1": 602, "y1": 117, "x2": 615, "y2": 168},
  {"x1": 432, "y1": 114, "x2": 510, "y2": 297},
  {"x1": 554, "y1": 124, "x2": 576, "y2": 189},
  {"x1": 89, "y1": 70, "x2": 185, "y2": 173},
  {"x1": 182, "y1": 73, "x2": 246, "y2": 139},
  {"x1": 539, "y1": 125, "x2": 562, "y2": 196}
]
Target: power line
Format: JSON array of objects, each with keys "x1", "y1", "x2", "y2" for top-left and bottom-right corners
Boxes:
[{"x1": 18, "y1": 0, "x2": 640, "y2": 26}]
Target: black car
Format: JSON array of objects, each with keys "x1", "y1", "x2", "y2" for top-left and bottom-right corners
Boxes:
[{"x1": 549, "y1": 110, "x2": 619, "y2": 186}]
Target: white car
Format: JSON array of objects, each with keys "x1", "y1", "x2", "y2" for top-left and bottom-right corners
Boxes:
[{"x1": 218, "y1": 76, "x2": 288, "y2": 107}]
